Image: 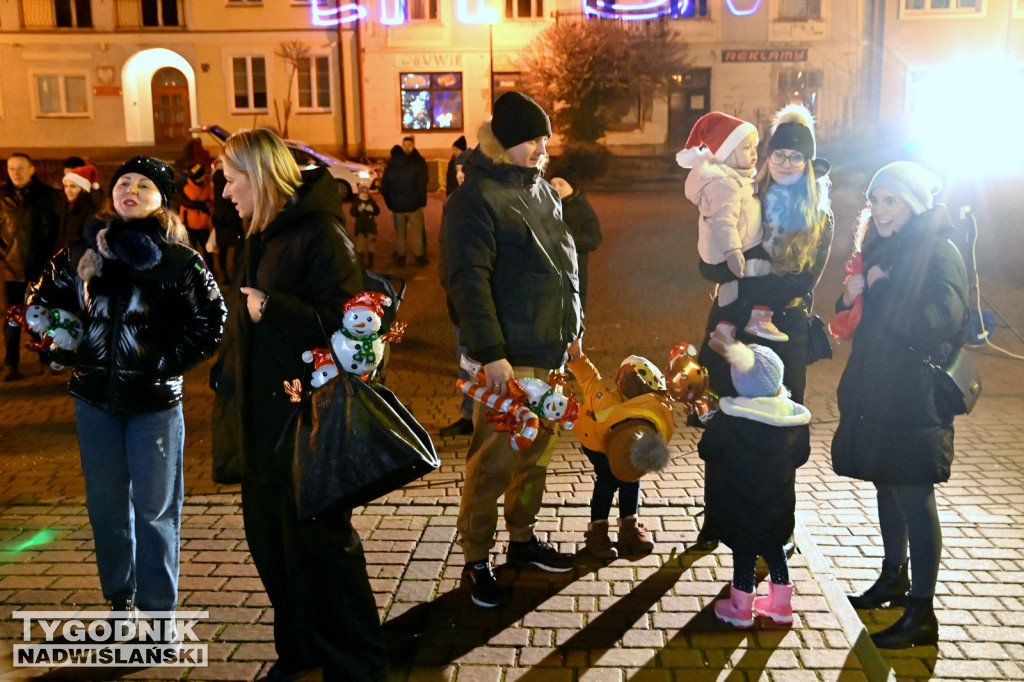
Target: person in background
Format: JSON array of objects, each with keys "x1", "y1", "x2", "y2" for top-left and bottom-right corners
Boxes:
[
  {"x1": 62, "y1": 156, "x2": 86, "y2": 174},
  {"x1": 177, "y1": 163, "x2": 214, "y2": 265},
  {"x1": 831, "y1": 161, "x2": 969, "y2": 650},
  {"x1": 438, "y1": 143, "x2": 478, "y2": 438},
  {"x1": 550, "y1": 167, "x2": 602, "y2": 313},
  {"x1": 1, "y1": 153, "x2": 62, "y2": 381},
  {"x1": 211, "y1": 128, "x2": 386, "y2": 680},
  {"x1": 442, "y1": 91, "x2": 582, "y2": 608},
  {"x1": 380, "y1": 136, "x2": 428, "y2": 266},
  {"x1": 445, "y1": 135, "x2": 467, "y2": 199},
  {"x1": 57, "y1": 165, "x2": 101, "y2": 252},
  {"x1": 211, "y1": 158, "x2": 244, "y2": 285},
  {"x1": 28, "y1": 155, "x2": 225, "y2": 638},
  {"x1": 350, "y1": 183, "x2": 380, "y2": 269}
]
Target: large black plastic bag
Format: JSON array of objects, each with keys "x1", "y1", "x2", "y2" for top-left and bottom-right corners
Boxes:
[{"x1": 292, "y1": 373, "x2": 439, "y2": 520}]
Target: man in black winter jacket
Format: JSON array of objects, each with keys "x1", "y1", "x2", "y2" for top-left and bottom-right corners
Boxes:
[
  {"x1": 1, "y1": 153, "x2": 61, "y2": 381},
  {"x1": 441, "y1": 92, "x2": 582, "y2": 608},
  {"x1": 380, "y1": 136, "x2": 428, "y2": 266}
]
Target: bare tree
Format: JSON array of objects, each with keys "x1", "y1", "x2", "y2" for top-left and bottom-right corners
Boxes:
[
  {"x1": 519, "y1": 19, "x2": 685, "y2": 145},
  {"x1": 274, "y1": 40, "x2": 310, "y2": 139}
]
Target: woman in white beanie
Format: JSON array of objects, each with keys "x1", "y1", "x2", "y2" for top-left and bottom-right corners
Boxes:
[{"x1": 831, "y1": 160, "x2": 970, "y2": 649}]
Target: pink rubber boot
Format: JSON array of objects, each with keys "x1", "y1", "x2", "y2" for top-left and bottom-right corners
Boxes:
[
  {"x1": 754, "y1": 581, "x2": 794, "y2": 625},
  {"x1": 714, "y1": 583, "x2": 756, "y2": 628}
]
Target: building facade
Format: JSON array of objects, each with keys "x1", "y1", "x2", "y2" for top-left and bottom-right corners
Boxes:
[{"x1": 0, "y1": 1, "x2": 1021, "y2": 164}]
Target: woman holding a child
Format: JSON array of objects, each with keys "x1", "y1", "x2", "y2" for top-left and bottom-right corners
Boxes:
[{"x1": 688, "y1": 104, "x2": 834, "y2": 551}]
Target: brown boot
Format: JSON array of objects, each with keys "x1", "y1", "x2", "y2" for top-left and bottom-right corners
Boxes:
[
  {"x1": 583, "y1": 520, "x2": 617, "y2": 561},
  {"x1": 617, "y1": 516, "x2": 654, "y2": 558}
]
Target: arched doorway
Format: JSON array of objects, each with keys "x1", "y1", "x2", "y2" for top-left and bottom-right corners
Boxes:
[
  {"x1": 152, "y1": 67, "x2": 190, "y2": 144},
  {"x1": 121, "y1": 48, "x2": 197, "y2": 145}
]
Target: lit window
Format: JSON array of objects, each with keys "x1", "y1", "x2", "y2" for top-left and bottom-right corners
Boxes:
[
  {"x1": 35, "y1": 74, "x2": 89, "y2": 117},
  {"x1": 902, "y1": 0, "x2": 982, "y2": 14},
  {"x1": 776, "y1": 68, "x2": 821, "y2": 115},
  {"x1": 400, "y1": 73, "x2": 463, "y2": 131},
  {"x1": 55, "y1": 0, "x2": 93, "y2": 27},
  {"x1": 407, "y1": 0, "x2": 438, "y2": 20},
  {"x1": 298, "y1": 55, "x2": 332, "y2": 111},
  {"x1": 779, "y1": 0, "x2": 821, "y2": 20},
  {"x1": 505, "y1": 0, "x2": 542, "y2": 20},
  {"x1": 232, "y1": 56, "x2": 268, "y2": 111}
]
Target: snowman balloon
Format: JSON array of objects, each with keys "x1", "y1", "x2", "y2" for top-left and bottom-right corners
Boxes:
[{"x1": 330, "y1": 291, "x2": 405, "y2": 377}]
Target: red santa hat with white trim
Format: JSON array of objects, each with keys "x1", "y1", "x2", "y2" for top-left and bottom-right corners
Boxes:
[
  {"x1": 301, "y1": 347, "x2": 335, "y2": 371},
  {"x1": 343, "y1": 291, "x2": 392, "y2": 319},
  {"x1": 64, "y1": 165, "x2": 100, "y2": 193},
  {"x1": 675, "y1": 112, "x2": 758, "y2": 168}
]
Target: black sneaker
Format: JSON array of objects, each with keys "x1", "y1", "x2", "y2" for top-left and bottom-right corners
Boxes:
[
  {"x1": 463, "y1": 560, "x2": 502, "y2": 608},
  {"x1": 507, "y1": 536, "x2": 572, "y2": 573},
  {"x1": 439, "y1": 417, "x2": 474, "y2": 437}
]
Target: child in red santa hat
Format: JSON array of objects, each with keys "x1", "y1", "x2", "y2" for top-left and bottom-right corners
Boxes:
[{"x1": 677, "y1": 111, "x2": 787, "y2": 344}]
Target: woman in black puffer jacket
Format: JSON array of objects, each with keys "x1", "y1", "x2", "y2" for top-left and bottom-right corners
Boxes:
[
  {"x1": 28, "y1": 156, "x2": 226, "y2": 628},
  {"x1": 831, "y1": 161, "x2": 969, "y2": 650}
]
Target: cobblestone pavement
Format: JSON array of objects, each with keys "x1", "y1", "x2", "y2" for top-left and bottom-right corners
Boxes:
[{"x1": 1, "y1": 182, "x2": 1023, "y2": 681}]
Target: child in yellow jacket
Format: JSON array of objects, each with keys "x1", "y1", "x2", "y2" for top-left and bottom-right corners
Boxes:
[{"x1": 567, "y1": 338, "x2": 675, "y2": 560}]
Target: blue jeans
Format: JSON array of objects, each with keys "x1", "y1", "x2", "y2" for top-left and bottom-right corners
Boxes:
[
  {"x1": 74, "y1": 399, "x2": 184, "y2": 611},
  {"x1": 582, "y1": 446, "x2": 640, "y2": 521}
]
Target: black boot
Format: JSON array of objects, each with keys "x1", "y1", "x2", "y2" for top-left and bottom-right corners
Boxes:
[
  {"x1": 871, "y1": 595, "x2": 939, "y2": 649},
  {"x1": 688, "y1": 521, "x2": 719, "y2": 552},
  {"x1": 848, "y1": 560, "x2": 910, "y2": 609}
]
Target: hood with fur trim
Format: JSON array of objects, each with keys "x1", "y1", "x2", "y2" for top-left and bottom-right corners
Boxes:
[
  {"x1": 718, "y1": 395, "x2": 811, "y2": 426},
  {"x1": 476, "y1": 120, "x2": 549, "y2": 175}
]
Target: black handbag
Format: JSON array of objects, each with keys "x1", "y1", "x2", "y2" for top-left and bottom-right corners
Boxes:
[
  {"x1": 931, "y1": 347, "x2": 982, "y2": 416},
  {"x1": 806, "y1": 314, "x2": 833, "y2": 364},
  {"x1": 292, "y1": 371, "x2": 440, "y2": 520}
]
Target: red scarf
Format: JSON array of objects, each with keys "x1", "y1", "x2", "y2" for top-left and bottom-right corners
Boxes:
[{"x1": 828, "y1": 252, "x2": 863, "y2": 340}]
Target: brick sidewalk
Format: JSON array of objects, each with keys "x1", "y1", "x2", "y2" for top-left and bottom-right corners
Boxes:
[{"x1": 2, "y1": 187, "x2": 1024, "y2": 681}]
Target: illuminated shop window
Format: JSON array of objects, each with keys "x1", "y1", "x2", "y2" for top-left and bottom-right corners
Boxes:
[
  {"x1": 34, "y1": 73, "x2": 89, "y2": 117},
  {"x1": 400, "y1": 72, "x2": 464, "y2": 131},
  {"x1": 778, "y1": 0, "x2": 820, "y2": 20},
  {"x1": 298, "y1": 55, "x2": 332, "y2": 111},
  {"x1": 777, "y1": 67, "x2": 820, "y2": 115},
  {"x1": 232, "y1": 56, "x2": 268, "y2": 111},
  {"x1": 408, "y1": 0, "x2": 438, "y2": 20},
  {"x1": 506, "y1": 0, "x2": 542, "y2": 20},
  {"x1": 55, "y1": 0, "x2": 93, "y2": 27},
  {"x1": 902, "y1": 0, "x2": 982, "y2": 14}
]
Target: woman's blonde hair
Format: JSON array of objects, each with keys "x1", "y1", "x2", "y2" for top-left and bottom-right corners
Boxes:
[
  {"x1": 757, "y1": 161, "x2": 833, "y2": 275},
  {"x1": 222, "y1": 128, "x2": 303, "y2": 235}
]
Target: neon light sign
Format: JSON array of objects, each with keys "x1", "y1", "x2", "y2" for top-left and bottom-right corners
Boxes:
[
  {"x1": 310, "y1": 0, "x2": 367, "y2": 25},
  {"x1": 312, "y1": 0, "x2": 764, "y2": 27},
  {"x1": 582, "y1": 0, "x2": 762, "y2": 21}
]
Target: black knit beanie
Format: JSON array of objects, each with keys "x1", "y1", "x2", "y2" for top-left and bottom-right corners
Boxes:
[
  {"x1": 767, "y1": 122, "x2": 815, "y2": 159},
  {"x1": 453, "y1": 135, "x2": 467, "y2": 151},
  {"x1": 491, "y1": 92, "x2": 551, "y2": 150},
  {"x1": 110, "y1": 156, "x2": 177, "y2": 207}
]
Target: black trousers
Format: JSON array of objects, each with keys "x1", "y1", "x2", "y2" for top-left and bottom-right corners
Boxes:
[
  {"x1": 3, "y1": 281, "x2": 27, "y2": 368},
  {"x1": 242, "y1": 427, "x2": 387, "y2": 681}
]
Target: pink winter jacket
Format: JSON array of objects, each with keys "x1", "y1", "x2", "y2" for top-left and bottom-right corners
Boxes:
[{"x1": 683, "y1": 158, "x2": 762, "y2": 265}]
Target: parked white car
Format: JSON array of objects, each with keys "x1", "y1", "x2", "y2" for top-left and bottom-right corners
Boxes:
[{"x1": 190, "y1": 125, "x2": 378, "y2": 200}]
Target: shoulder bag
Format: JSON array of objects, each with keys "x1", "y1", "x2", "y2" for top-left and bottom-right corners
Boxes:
[{"x1": 930, "y1": 347, "x2": 982, "y2": 416}]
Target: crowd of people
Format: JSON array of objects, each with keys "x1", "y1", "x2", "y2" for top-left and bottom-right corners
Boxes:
[{"x1": 0, "y1": 88, "x2": 972, "y2": 680}]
